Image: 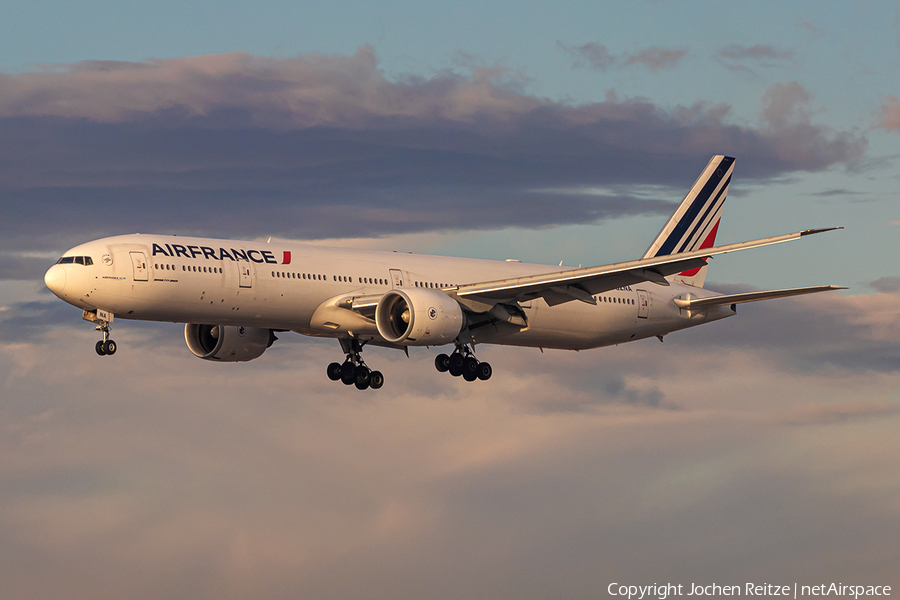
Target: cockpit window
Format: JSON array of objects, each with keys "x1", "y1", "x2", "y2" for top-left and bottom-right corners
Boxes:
[{"x1": 56, "y1": 256, "x2": 93, "y2": 266}]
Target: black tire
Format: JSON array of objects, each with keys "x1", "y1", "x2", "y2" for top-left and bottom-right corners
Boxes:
[
  {"x1": 477, "y1": 361, "x2": 492, "y2": 381},
  {"x1": 355, "y1": 377, "x2": 370, "y2": 390},
  {"x1": 356, "y1": 367, "x2": 371, "y2": 386},
  {"x1": 462, "y1": 356, "x2": 478, "y2": 379},
  {"x1": 369, "y1": 371, "x2": 384, "y2": 389},
  {"x1": 95, "y1": 340, "x2": 106, "y2": 356},
  {"x1": 327, "y1": 362, "x2": 342, "y2": 381},
  {"x1": 102, "y1": 340, "x2": 117, "y2": 355},
  {"x1": 434, "y1": 353, "x2": 450, "y2": 373},
  {"x1": 448, "y1": 353, "x2": 465, "y2": 377},
  {"x1": 340, "y1": 362, "x2": 357, "y2": 385}
]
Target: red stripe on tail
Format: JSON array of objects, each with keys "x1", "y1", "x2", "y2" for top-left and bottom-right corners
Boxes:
[{"x1": 679, "y1": 219, "x2": 719, "y2": 277}]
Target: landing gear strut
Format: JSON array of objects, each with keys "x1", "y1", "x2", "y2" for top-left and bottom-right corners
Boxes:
[
  {"x1": 435, "y1": 342, "x2": 491, "y2": 382},
  {"x1": 94, "y1": 320, "x2": 117, "y2": 356},
  {"x1": 327, "y1": 338, "x2": 384, "y2": 390}
]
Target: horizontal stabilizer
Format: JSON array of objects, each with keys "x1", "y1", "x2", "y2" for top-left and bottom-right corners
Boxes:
[{"x1": 673, "y1": 285, "x2": 846, "y2": 309}]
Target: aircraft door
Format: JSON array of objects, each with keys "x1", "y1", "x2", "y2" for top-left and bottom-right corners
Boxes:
[
  {"x1": 239, "y1": 262, "x2": 253, "y2": 288},
  {"x1": 130, "y1": 251, "x2": 148, "y2": 281},
  {"x1": 637, "y1": 289, "x2": 649, "y2": 319},
  {"x1": 389, "y1": 269, "x2": 404, "y2": 288}
]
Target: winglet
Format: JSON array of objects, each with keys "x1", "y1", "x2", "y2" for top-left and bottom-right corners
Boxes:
[{"x1": 800, "y1": 227, "x2": 843, "y2": 236}]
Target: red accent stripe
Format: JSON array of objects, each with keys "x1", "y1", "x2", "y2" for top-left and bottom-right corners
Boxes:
[
  {"x1": 679, "y1": 219, "x2": 719, "y2": 277},
  {"x1": 283, "y1": 251, "x2": 291, "y2": 265}
]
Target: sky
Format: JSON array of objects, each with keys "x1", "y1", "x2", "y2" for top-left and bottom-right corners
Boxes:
[{"x1": 1, "y1": 1, "x2": 899, "y2": 599}]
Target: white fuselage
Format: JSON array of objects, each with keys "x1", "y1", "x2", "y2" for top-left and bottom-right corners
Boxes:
[{"x1": 45, "y1": 233, "x2": 735, "y2": 351}]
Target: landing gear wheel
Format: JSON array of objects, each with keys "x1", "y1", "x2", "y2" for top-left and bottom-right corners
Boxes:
[
  {"x1": 369, "y1": 371, "x2": 384, "y2": 389},
  {"x1": 95, "y1": 340, "x2": 106, "y2": 356},
  {"x1": 102, "y1": 340, "x2": 117, "y2": 355},
  {"x1": 435, "y1": 353, "x2": 450, "y2": 373},
  {"x1": 327, "y1": 362, "x2": 342, "y2": 381},
  {"x1": 331, "y1": 339, "x2": 384, "y2": 390},
  {"x1": 340, "y1": 361, "x2": 357, "y2": 385},
  {"x1": 448, "y1": 353, "x2": 465, "y2": 377},
  {"x1": 476, "y1": 361, "x2": 492, "y2": 381},
  {"x1": 462, "y1": 356, "x2": 478, "y2": 381}
]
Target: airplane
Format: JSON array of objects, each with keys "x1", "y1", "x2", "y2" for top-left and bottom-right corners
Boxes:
[{"x1": 44, "y1": 155, "x2": 844, "y2": 390}]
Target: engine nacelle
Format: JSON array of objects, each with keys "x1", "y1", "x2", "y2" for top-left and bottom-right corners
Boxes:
[
  {"x1": 184, "y1": 324, "x2": 276, "y2": 362},
  {"x1": 375, "y1": 288, "x2": 465, "y2": 346}
]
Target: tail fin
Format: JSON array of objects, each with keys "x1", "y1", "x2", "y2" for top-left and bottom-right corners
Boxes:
[{"x1": 642, "y1": 155, "x2": 735, "y2": 288}]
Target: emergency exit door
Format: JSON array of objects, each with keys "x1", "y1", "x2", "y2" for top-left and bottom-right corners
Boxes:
[
  {"x1": 239, "y1": 263, "x2": 253, "y2": 288},
  {"x1": 130, "y1": 251, "x2": 148, "y2": 281},
  {"x1": 637, "y1": 289, "x2": 649, "y2": 319},
  {"x1": 389, "y1": 269, "x2": 404, "y2": 288}
]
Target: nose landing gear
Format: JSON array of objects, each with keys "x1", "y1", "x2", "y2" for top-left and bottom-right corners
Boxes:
[
  {"x1": 87, "y1": 311, "x2": 117, "y2": 356},
  {"x1": 327, "y1": 338, "x2": 384, "y2": 390},
  {"x1": 435, "y1": 343, "x2": 491, "y2": 382}
]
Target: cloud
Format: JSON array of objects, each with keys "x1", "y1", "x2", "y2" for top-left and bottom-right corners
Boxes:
[
  {"x1": 754, "y1": 82, "x2": 863, "y2": 171},
  {"x1": 809, "y1": 188, "x2": 864, "y2": 197},
  {"x1": 760, "y1": 82, "x2": 813, "y2": 128},
  {"x1": 719, "y1": 44, "x2": 793, "y2": 61},
  {"x1": 797, "y1": 18, "x2": 818, "y2": 34},
  {"x1": 557, "y1": 42, "x2": 617, "y2": 71},
  {"x1": 2, "y1": 286, "x2": 900, "y2": 599},
  {"x1": 0, "y1": 49, "x2": 866, "y2": 273},
  {"x1": 877, "y1": 95, "x2": 900, "y2": 131},
  {"x1": 870, "y1": 276, "x2": 900, "y2": 293},
  {"x1": 717, "y1": 44, "x2": 792, "y2": 77},
  {"x1": 624, "y1": 47, "x2": 688, "y2": 71},
  {"x1": 674, "y1": 284, "x2": 900, "y2": 375},
  {"x1": 0, "y1": 253, "x2": 60, "y2": 279},
  {"x1": 559, "y1": 42, "x2": 687, "y2": 71}
]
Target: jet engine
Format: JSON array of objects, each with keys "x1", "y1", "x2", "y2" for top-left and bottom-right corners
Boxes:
[
  {"x1": 184, "y1": 324, "x2": 277, "y2": 361},
  {"x1": 375, "y1": 289, "x2": 465, "y2": 346}
]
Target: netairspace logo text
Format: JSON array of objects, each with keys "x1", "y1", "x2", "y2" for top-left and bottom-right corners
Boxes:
[{"x1": 608, "y1": 583, "x2": 892, "y2": 600}]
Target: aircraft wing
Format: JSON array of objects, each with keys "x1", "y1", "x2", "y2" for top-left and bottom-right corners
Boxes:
[
  {"x1": 673, "y1": 285, "x2": 846, "y2": 309},
  {"x1": 453, "y1": 227, "x2": 841, "y2": 309}
]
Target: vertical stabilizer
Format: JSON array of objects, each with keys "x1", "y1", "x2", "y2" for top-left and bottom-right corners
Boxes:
[{"x1": 642, "y1": 155, "x2": 735, "y2": 288}]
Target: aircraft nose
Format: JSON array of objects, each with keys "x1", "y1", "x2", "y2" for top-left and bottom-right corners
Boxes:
[{"x1": 44, "y1": 264, "x2": 67, "y2": 297}]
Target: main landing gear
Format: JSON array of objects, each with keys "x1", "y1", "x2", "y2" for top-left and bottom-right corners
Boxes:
[
  {"x1": 327, "y1": 338, "x2": 384, "y2": 391},
  {"x1": 94, "y1": 320, "x2": 117, "y2": 356},
  {"x1": 434, "y1": 343, "x2": 491, "y2": 382}
]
